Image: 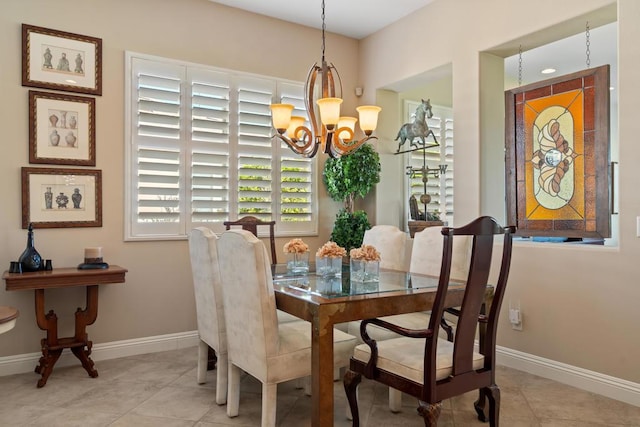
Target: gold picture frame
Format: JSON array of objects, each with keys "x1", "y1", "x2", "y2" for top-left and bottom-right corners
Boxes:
[
  {"x1": 22, "y1": 167, "x2": 102, "y2": 229},
  {"x1": 29, "y1": 90, "x2": 96, "y2": 166},
  {"x1": 22, "y1": 24, "x2": 102, "y2": 95}
]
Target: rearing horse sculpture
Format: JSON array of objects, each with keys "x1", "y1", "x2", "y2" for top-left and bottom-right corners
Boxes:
[{"x1": 395, "y1": 99, "x2": 438, "y2": 153}]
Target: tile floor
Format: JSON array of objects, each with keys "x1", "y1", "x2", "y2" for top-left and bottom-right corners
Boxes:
[{"x1": 1, "y1": 347, "x2": 639, "y2": 426}]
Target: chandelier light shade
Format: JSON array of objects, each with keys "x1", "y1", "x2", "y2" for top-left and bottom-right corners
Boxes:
[{"x1": 269, "y1": 0, "x2": 382, "y2": 158}]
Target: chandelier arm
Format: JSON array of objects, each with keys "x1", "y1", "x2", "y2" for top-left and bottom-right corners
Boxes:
[
  {"x1": 274, "y1": 131, "x2": 318, "y2": 159},
  {"x1": 305, "y1": 64, "x2": 321, "y2": 138},
  {"x1": 329, "y1": 134, "x2": 378, "y2": 158},
  {"x1": 327, "y1": 63, "x2": 342, "y2": 98}
]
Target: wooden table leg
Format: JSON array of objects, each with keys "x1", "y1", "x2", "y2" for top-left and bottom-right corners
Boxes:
[
  {"x1": 72, "y1": 285, "x2": 99, "y2": 378},
  {"x1": 32, "y1": 285, "x2": 101, "y2": 387},
  {"x1": 34, "y1": 289, "x2": 61, "y2": 388},
  {"x1": 311, "y1": 306, "x2": 335, "y2": 427}
]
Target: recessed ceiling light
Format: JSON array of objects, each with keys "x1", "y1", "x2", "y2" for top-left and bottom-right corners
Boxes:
[{"x1": 541, "y1": 68, "x2": 556, "y2": 74}]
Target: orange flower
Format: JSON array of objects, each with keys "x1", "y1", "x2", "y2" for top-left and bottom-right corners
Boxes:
[
  {"x1": 283, "y1": 238, "x2": 309, "y2": 254},
  {"x1": 349, "y1": 244, "x2": 381, "y2": 262},
  {"x1": 316, "y1": 241, "x2": 347, "y2": 258}
]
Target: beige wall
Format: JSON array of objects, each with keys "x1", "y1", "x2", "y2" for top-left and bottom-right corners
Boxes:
[
  {"x1": 362, "y1": 0, "x2": 640, "y2": 383},
  {"x1": 0, "y1": 0, "x2": 359, "y2": 355},
  {"x1": 3, "y1": 0, "x2": 640, "y2": 388}
]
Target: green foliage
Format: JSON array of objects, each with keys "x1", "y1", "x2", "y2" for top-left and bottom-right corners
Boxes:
[
  {"x1": 330, "y1": 209, "x2": 371, "y2": 252},
  {"x1": 322, "y1": 144, "x2": 381, "y2": 212}
]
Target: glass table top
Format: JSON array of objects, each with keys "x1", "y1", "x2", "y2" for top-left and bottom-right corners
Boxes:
[{"x1": 271, "y1": 263, "x2": 441, "y2": 299}]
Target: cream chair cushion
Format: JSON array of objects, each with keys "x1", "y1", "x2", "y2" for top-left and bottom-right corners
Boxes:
[{"x1": 353, "y1": 337, "x2": 484, "y2": 383}]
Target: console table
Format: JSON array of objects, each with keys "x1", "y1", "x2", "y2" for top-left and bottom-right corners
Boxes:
[{"x1": 2, "y1": 265, "x2": 127, "y2": 387}]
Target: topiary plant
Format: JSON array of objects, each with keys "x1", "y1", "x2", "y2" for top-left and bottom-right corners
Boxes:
[
  {"x1": 323, "y1": 143, "x2": 381, "y2": 213},
  {"x1": 330, "y1": 210, "x2": 371, "y2": 252},
  {"x1": 323, "y1": 144, "x2": 381, "y2": 250}
]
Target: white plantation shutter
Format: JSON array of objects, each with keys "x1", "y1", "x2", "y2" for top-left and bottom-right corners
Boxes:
[
  {"x1": 236, "y1": 76, "x2": 275, "y2": 221},
  {"x1": 189, "y1": 68, "x2": 231, "y2": 224},
  {"x1": 405, "y1": 101, "x2": 454, "y2": 227},
  {"x1": 276, "y1": 83, "x2": 315, "y2": 232},
  {"x1": 125, "y1": 52, "x2": 317, "y2": 240},
  {"x1": 128, "y1": 59, "x2": 184, "y2": 238}
]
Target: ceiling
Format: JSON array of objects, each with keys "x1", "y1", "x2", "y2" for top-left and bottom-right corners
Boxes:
[
  {"x1": 207, "y1": 0, "x2": 436, "y2": 40},
  {"x1": 207, "y1": 1, "x2": 617, "y2": 96}
]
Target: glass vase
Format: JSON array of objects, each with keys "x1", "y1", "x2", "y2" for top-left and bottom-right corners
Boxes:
[
  {"x1": 315, "y1": 256, "x2": 342, "y2": 278},
  {"x1": 286, "y1": 251, "x2": 309, "y2": 275},
  {"x1": 350, "y1": 259, "x2": 380, "y2": 283}
]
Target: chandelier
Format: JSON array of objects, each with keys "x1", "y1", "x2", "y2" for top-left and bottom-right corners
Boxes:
[{"x1": 269, "y1": 0, "x2": 382, "y2": 158}]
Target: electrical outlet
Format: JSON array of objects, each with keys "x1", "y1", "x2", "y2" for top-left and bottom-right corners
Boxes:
[{"x1": 509, "y1": 308, "x2": 523, "y2": 331}]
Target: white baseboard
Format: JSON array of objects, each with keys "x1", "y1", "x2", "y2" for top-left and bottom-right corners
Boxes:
[
  {"x1": 496, "y1": 345, "x2": 640, "y2": 407},
  {"x1": 1, "y1": 333, "x2": 638, "y2": 408},
  {"x1": 0, "y1": 331, "x2": 199, "y2": 377}
]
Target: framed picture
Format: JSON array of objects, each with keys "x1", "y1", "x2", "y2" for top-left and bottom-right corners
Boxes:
[
  {"x1": 505, "y1": 65, "x2": 611, "y2": 239},
  {"x1": 29, "y1": 90, "x2": 96, "y2": 166},
  {"x1": 22, "y1": 24, "x2": 102, "y2": 95},
  {"x1": 21, "y1": 167, "x2": 102, "y2": 228}
]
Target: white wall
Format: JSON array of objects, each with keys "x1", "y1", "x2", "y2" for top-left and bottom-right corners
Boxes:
[
  {"x1": 0, "y1": 0, "x2": 358, "y2": 356},
  {"x1": 361, "y1": 0, "x2": 640, "y2": 383}
]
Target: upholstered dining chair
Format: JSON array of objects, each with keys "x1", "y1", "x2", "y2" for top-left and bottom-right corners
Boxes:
[
  {"x1": 217, "y1": 229, "x2": 357, "y2": 427},
  {"x1": 223, "y1": 216, "x2": 277, "y2": 264},
  {"x1": 344, "y1": 216, "x2": 515, "y2": 426},
  {"x1": 381, "y1": 225, "x2": 474, "y2": 411},
  {"x1": 188, "y1": 227, "x2": 228, "y2": 405},
  {"x1": 362, "y1": 225, "x2": 409, "y2": 271},
  {"x1": 347, "y1": 224, "x2": 419, "y2": 411}
]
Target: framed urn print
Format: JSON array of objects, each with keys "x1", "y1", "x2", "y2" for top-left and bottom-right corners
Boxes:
[
  {"x1": 29, "y1": 90, "x2": 96, "y2": 166},
  {"x1": 21, "y1": 167, "x2": 102, "y2": 229},
  {"x1": 505, "y1": 65, "x2": 611, "y2": 239},
  {"x1": 22, "y1": 24, "x2": 102, "y2": 95}
]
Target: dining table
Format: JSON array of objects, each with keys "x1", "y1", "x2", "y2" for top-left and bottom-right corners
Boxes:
[{"x1": 272, "y1": 264, "x2": 493, "y2": 427}]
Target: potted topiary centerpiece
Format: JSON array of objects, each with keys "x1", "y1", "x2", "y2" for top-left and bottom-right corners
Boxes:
[{"x1": 322, "y1": 143, "x2": 381, "y2": 252}]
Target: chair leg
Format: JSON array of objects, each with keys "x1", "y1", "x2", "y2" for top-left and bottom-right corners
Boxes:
[
  {"x1": 484, "y1": 385, "x2": 500, "y2": 427},
  {"x1": 227, "y1": 364, "x2": 241, "y2": 418},
  {"x1": 417, "y1": 400, "x2": 442, "y2": 426},
  {"x1": 197, "y1": 340, "x2": 208, "y2": 384},
  {"x1": 389, "y1": 387, "x2": 402, "y2": 412},
  {"x1": 474, "y1": 388, "x2": 487, "y2": 422},
  {"x1": 262, "y1": 382, "x2": 277, "y2": 427},
  {"x1": 215, "y1": 352, "x2": 228, "y2": 405},
  {"x1": 343, "y1": 369, "x2": 362, "y2": 426}
]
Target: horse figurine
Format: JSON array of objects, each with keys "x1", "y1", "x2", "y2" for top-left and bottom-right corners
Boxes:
[{"x1": 395, "y1": 98, "x2": 438, "y2": 153}]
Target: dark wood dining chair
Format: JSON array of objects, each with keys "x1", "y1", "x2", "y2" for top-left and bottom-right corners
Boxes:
[
  {"x1": 344, "y1": 216, "x2": 515, "y2": 426},
  {"x1": 223, "y1": 216, "x2": 277, "y2": 264}
]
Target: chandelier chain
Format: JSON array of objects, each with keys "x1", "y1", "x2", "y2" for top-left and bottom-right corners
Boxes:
[
  {"x1": 518, "y1": 45, "x2": 523, "y2": 87},
  {"x1": 321, "y1": 0, "x2": 326, "y2": 61},
  {"x1": 585, "y1": 21, "x2": 591, "y2": 68}
]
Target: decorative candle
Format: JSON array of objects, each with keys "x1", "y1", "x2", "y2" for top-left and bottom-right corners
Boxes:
[{"x1": 84, "y1": 247, "x2": 103, "y2": 264}]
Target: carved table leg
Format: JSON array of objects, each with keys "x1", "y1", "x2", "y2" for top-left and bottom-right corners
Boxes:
[
  {"x1": 34, "y1": 290, "x2": 62, "y2": 387},
  {"x1": 72, "y1": 285, "x2": 99, "y2": 378}
]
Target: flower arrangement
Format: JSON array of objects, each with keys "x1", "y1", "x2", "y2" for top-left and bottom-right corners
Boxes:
[
  {"x1": 316, "y1": 241, "x2": 347, "y2": 258},
  {"x1": 316, "y1": 241, "x2": 346, "y2": 278},
  {"x1": 283, "y1": 238, "x2": 309, "y2": 254},
  {"x1": 284, "y1": 239, "x2": 310, "y2": 274},
  {"x1": 349, "y1": 244, "x2": 381, "y2": 262}
]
